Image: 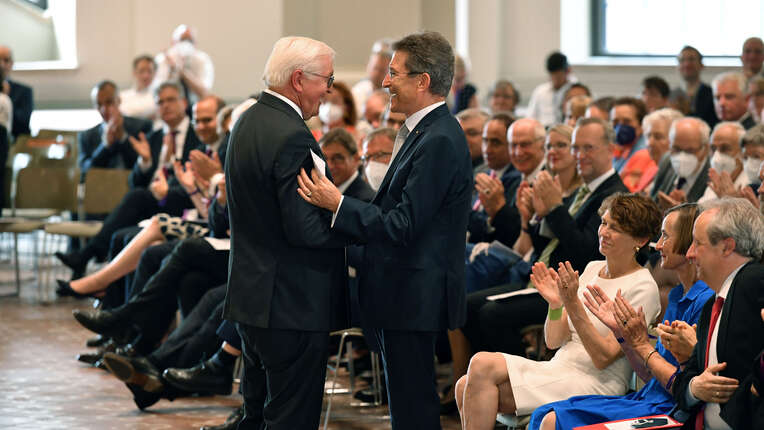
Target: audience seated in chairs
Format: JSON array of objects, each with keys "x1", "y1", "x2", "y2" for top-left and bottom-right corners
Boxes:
[
  {"x1": 530, "y1": 202, "x2": 714, "y2": 429},
  {"x1": 456, "y1": 193, "x2": 662, "y2": 426},
  {"x1": 78, "y1": 80, "x2": 153, "y2": 181},
  {"x1": 54, "y1": 87, "x2": 219, "y2": 279},
  {"x1": 443, "y1": 118, "x2": 627, "y2": 413}
]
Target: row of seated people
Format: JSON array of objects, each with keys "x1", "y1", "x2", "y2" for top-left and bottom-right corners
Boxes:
[
  {"x1": 43, "y1": 41, "x2": 764, "y2": 429},
  {"x1": 62, "y1": 89, "x2": 763, "y2": 429}
]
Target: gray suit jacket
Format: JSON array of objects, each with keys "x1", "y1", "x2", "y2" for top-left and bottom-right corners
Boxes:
[{"x1": 651, "y1": 154, "x2": 709, "y2": 203}]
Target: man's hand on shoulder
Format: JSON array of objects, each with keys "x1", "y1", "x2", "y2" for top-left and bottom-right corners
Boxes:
[{"x1": 297, "y1": 167, "x2": 341, "y2": 212}]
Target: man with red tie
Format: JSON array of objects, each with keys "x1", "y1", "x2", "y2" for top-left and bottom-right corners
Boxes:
[{"x1": 672, "y1": 197, "x2": 764, "y2": 429}]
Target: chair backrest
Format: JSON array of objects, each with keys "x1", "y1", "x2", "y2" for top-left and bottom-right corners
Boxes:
[
  {"x1": 82, "y1": 168, "x2": 131, "y2": 214},
  {"x1": 9, "y1": 133, "x2": 77, "y2": 169},
  {"x1": 35, "y1": 129, "x2": 79, "y2": 162},
  {"x1": 14, "y1": 166, "x2": 79, "y2": 212}
]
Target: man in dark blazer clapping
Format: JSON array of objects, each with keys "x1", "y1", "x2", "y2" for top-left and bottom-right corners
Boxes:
[
  {"x1": 78, "y1": 80, "x2": 152, "y2": 181},
  {"x1": 223, "y1": 36, "x2": 349, "y2": 429},
  {"x1": 298, "y1": 31, "x2": 473, "y2": 429},
  {"x1": 672, "y1": 198, "x2": 764, "y2": 430}
]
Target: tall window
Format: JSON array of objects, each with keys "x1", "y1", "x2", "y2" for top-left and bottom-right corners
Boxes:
[{"x1": 592, "y1": 0, "x2": 764, "y2": 57}]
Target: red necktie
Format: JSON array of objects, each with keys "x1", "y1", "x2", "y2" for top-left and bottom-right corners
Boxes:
[
  {"x1": 695, "y1": 296, "x2": 725, "y2": 430},
  {"x1": 472, "y1": 170, "x2": 498, "y2": 211},
  {"x1": 169, "y1": 130, "x2": 179, "y2": 161}
]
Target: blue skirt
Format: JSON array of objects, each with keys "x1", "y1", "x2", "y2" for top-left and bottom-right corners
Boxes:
[{"x1": 528, "y1": 379, "x2": 674, "y2": 430}]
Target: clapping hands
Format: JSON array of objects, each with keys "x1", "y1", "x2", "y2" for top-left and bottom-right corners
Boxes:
[{"x1": 529, "y1": 261, "x2": 581, "y2": 309}]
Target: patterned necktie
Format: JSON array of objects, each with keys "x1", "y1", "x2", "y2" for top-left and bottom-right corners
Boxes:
[
  {"x1": 526, "y1": 184, "x2": 590, "y2": 289},
  {"x1": 695, "y1": 296, "x2": 725, "y2": 430},
  {"x1": 390, "y1": 124, "x2": 410, "y2": 164}
]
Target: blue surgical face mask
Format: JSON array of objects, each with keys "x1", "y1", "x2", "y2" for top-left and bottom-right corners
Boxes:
[{"x1": 614, "y1": 124, "x2": 636, "y2": 146}]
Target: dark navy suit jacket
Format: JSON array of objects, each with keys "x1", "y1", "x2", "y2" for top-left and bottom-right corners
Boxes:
[
  {"x1": 77, "y1": 116, "x2": 152, "y2": 180},
  {"x1": 333, "y1": 104, "x2": 473, "y2": 331},
  {"x1": 7, "y1": 79, "x2": 33, "y2": 138}
]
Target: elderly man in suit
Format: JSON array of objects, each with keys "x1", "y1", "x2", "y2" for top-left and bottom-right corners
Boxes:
[
  {"x1": 672, "y1": 197, "x2": 764, "y2": 430},
  {"x1": 654, "y1": 117, "x2": 711, "y2": 209},
  {"x1": 298, "y1": 31, "x2": 473, "y2": 429},
  {"x1": 0, "y1": 44, "x2": 33, "y2": 139},
  {"x1": 224, "y1": 36, "x2": 348, "y2": 429},
  {"x1": 78, "y1": 80, "x2": 152, "y2": 181}
]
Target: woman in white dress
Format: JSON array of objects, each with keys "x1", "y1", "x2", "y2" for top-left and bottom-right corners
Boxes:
[{"x1": 455, "y1": 193, "x2": 663, "y2": 429}]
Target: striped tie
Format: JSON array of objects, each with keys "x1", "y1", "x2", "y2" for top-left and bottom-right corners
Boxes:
[{"x1": 526, "y1": 184, "x2": 590, "y2": 289}]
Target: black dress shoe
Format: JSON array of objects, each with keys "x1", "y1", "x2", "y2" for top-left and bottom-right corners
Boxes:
[
  {"x1": 55, "y1": 279, "x2": 93, "y2": 299},
  {"x1": 76, "y1": 351, "x2": 103, "y2": 365},
  {"x1": 125, "y1": 382, "x2": 162, "y2": 410},
  {"x1": 54, "y1": 251, "x2": 88, "y2": 280},
  {"x1": 163, "y1": 360, "x2": 233, "y2": 395},
  {"x1": 353, "y1": 387, "x2": 387, "y2": 405},
  {"x1": 86, "y1": 334, "x2": 107, "y2": 348},
  {"x1": 72, "y1": 309, "x2": 135, "y2": 344},
  {"x1": 102, "y1": 352, "x2": 164, "y2": 393},
  {"x1": 201, "y1": 405, "x2": 244, "y2": 430}
]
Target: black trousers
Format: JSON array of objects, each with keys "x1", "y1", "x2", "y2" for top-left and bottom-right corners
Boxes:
[
  {"x1": 83, "y1": 187, "x2": 191, "y2": 259},
  {"x1": 237, "y1": 323, "x2": 328, "y2": 430},
  {"x1": 216, "y1": 320, "x2": 241, "y2": 350},
  {"x1": 460, "y1": 284, "x2": 548, "y2": 356},
  {"x1": 114, "y1": 238, "x2": 229, "y2": 350},
  {"x1": 149, "y1": 284, "x2": 227, "y2": 371},
  {"x1": 372, "y1": 329, "x2": 441, "y2": 430}
]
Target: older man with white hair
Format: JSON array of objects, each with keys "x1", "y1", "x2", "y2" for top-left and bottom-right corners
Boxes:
[
  {"x1": 655, "y1": 117, "x2": 712, "y2": 208},
  {"x1": 673, "y1": 197, "x2": 764, "y2": 430},
  {"x1": 224, "y1": 36, "x2": 346, "y2": 429},
  {"x1": 701, "y1": 122, "x2": 750, "y2": 201},
  {"x1": 712, "y1": 72, "x2": 756, "y2": 130}
]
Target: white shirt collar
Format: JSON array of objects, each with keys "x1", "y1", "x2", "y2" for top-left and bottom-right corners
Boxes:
[
  {"x1": 492, "y1": 164, "x2": 509, "y2": 180},
  {"x1": 162, "y1": 115, "x2": 190, "y2": 159},
  {"x1": 523, "y1": 161, "x2": 545, "y2": 183},
  {"x1": 264, "y1": 89, "x2": 303, "y2": 119},
  {"x1": 586, "y1": 167, "x2": 616, "y2": 193},
  {"x1": 717, "y1": 261, "x2": 748, "y2": 300},
  {"x1": 337, "y1": 170, "x2": 359, "y2": 194},
  {"x1": 206, "y1": 136, "x2": 223, "y2": 154},
  {"x1": 404, "y1": 101, "x2": 445, "y2": 133}
]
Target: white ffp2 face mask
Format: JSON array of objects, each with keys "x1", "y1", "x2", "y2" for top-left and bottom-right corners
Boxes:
[
  {"x1": 318, "y1": 102, "x2": 344, "y2": 125},
  {"x1": 744, "y1": 157, "x2": 763, "y2": 183},
  {"x1": 710, "y1": 151, "x2": 738, "y2": 174},
  {"x1": 670, "y1": 151, "x2": 699, "y2": 179},
  {"x1": 364, "y1": 160, "x2": 389, "y2": 191}
]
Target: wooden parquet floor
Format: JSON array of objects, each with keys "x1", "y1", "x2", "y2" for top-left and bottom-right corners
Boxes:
[{"x1": 0, "y1": 297, "x2": 462, "y2": 430}]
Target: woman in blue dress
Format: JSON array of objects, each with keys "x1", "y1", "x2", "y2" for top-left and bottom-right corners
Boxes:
[{"x1": 531, "y1": 202, "x2": 714, "y2": 430}]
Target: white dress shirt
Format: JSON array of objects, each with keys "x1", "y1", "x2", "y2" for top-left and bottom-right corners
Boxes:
[
  {"x1": 332, "y1": 101, "x2": 445, "y2": 225},
  {"x1": 686, "y1": 262, "x2": 747, "y2": 430},
  {"x1": 526, "y1": 76, "x2": 576, "y2": 127},
  {"x1": 119, "y1": 86, "x2": 157, "y2": 121},
  {"x1": 263, "y1": 89, "x2": 303, "y2": 119},
  {"x1": 139, "y1": 115, "x2": 190, "y2": 172}
]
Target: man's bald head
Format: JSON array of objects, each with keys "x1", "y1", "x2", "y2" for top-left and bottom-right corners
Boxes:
[{"x1": 0, "y1": 45, "x2": 13, "y2": 81}]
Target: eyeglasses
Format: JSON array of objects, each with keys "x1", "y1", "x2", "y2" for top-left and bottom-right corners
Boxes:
[
  {"x1": 544, "y1": 141, "x2": 570, "y2": 151},
  {"x1": 571, "y1": 143, "x2": 602, "y2": 155},
  {"x1": 304, "y1": 71, "x2": 334, "y2": 88},
  {"x1": 361, "y1": 152, "x2": 392, "y2": 163},
  {"x1": 387, "y1": 70, "x2": 423, "y2": 79}
]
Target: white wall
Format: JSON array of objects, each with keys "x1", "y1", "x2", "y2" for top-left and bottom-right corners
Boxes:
[
  {"x1": 11, "y1": 0, "x2": 454, "y2": 108},
  {"x1": 0, "y1": 0, "x2": 58, "y2": 62},
  {"x1": 8, "y1": 0, "x2": 744, "y2": 109}
]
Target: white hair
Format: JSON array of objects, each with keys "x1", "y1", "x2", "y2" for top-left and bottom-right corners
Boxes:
[
  {"x1": 710, "y1": 121, "x2": 746, "y2": 148},
  {"x1": 711, "y1": 71, "x2": 747, "y2": 95},
  {"x1": 263, "y1": 36, "x2": 335, "y2": 89},
  {"x1": 230, "y1": 98, "x2": 257, "y2": 128},
  {"x1": 642, "y1": 107, "x2": 684, "y2": 133},
  {"x1": 507, "y1": 118, "x2": 546, "y2": 143},
  {"x1": 700, "y1": 197, "x2": 764, "y2": 261},
  {"x1": 669, "y1": 117, "x2": 710, "y2": 148}
]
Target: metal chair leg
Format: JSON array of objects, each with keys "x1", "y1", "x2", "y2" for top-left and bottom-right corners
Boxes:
[{"x1": 323, "y1": 331, "x2": 348, "y2": 430}]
